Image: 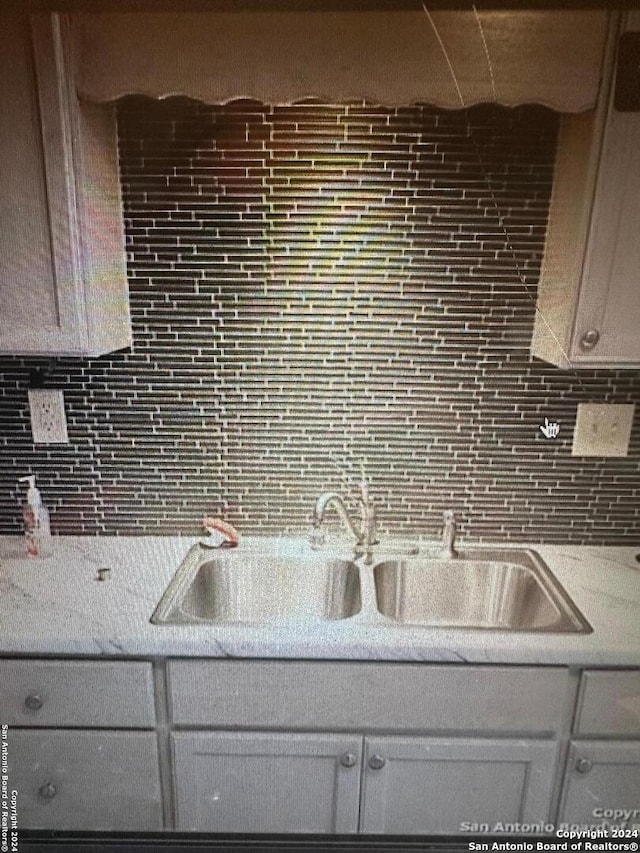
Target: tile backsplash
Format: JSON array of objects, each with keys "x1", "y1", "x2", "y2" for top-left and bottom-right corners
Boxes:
[{"x1": 1, "y1": 98, "x2": 639, "y2": 541}]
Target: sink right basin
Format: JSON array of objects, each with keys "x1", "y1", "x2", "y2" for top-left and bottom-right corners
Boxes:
[{"x1": 374, "y1": 549, "x2": 591, "y2": 633}]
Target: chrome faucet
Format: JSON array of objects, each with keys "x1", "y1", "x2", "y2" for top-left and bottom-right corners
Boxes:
[
  {"x1": 439, "y1": 509, "x2": 458, "y2": 559},
  {"x1": 311, "y1": 478, "x2": 378, "y2": 564}
]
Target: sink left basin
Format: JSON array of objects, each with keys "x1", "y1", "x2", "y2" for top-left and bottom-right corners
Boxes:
[{"x1": 151, "y1": 546, "x2": 361, "y2": 625}]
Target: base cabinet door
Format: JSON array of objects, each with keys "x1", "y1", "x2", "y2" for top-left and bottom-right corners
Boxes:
[
  {"x1": 7, "y1": 730, "x2": 163, "y2": 830},
  {"x1": 172, "y1": 731, "x2": 362, "y2": 833},
  {"x1": 559, "y1": 741, "x2": 640, "y2": 826},
  {"x1": 359, "y1": 737, "x2": 558, "y2": 834}
]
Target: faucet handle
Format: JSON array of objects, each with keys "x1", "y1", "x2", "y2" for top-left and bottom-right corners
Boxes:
[
  {"x1": 359, "y1": 460, "x2": 370, "y2": 488},
  {"x1": 364, "y1": 501, "x2": 378, "y2": 545},
  {"x1": 439, "y1": 510, "x2": 458, "y2": 559},
  {"x1": 358, "y1": 468, "x2": 375, "y2": 506}
]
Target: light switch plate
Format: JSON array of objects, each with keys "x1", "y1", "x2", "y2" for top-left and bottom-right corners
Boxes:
[
  {"x1": 28, "y1": 389, "x2": 69, "y2": 444},
  {"x1": 572, "y1": 403, "x2": 635, "y2": 457}
]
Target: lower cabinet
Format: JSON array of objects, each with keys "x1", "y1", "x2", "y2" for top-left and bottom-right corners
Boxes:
[
  {"x1": 6, "y1": 659, "x2": 638, "y2": 834},
  {"x1": 172, "y1": 731, "x2": 558, "y2": 834},
  {"x1": 8, "y1": 730, "x2": 163, "y2": 830},
  {"x1": 560, "y1": 671, "x2": 640, "y2": 827},
  {"x1": 172, "y1": 732, "x2": 363, "y2": 833},
  {"x1": 559, "y1": 741, "x2": 640, "y2": 825},
  {"x1": 359, "y1": 737, "x2": 558, "y2": 834}
]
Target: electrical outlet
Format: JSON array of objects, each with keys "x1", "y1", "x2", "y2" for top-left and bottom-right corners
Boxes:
[
  {"x1": 28, "y1": 389, "x2": 69, "y2": 444},
  {"x1": 572, "y1": 403, "x2": 635, "y2": 457}
]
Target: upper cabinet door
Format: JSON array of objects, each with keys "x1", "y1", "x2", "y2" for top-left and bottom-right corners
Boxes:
[
  {"x1": 0, "y1": 13, "x2": 131, "y2": 357},
  {"x1": 0, "y1": 14, "x2": 64, "y2": 352},
  {"x1": 572, "y1": 103, "x2": 640, "y2": 365},
  {"x1": 532, "y1": 11, "x2": 640, "y2": 368}
]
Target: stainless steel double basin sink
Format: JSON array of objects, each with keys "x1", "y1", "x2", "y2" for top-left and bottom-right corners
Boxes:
[{"x1": 151, "y1": 540, "x2": 591, "y2": 633}]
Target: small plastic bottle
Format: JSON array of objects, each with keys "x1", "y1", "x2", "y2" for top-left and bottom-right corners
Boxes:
[{"x1": 18, "y1": 475, "x2": 51, "y2": 557}]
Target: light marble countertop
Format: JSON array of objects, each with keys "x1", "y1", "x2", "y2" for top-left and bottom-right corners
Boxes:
[{"x1": 0, "y1": 534, "x2": 639, "y2": 665}]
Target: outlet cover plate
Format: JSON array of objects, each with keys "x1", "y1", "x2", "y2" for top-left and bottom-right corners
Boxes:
[
  {"x1": 28, "y1": 389, "x2": 69, "y2": 444},
  {"x1": 572, "y1": 403, "x2": 635, "y2": 457}
]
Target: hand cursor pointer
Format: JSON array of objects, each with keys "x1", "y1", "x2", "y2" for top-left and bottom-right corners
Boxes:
[{"x1": 539, "y1": 418, "x2": 559, "y2": 439}]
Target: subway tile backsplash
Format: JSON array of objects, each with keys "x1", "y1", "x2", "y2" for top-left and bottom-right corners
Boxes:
[{"x1": 1, "y1": 98, "x2": 639, "y2": 541}]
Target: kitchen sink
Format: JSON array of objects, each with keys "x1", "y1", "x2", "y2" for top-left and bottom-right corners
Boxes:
[
  {"x1": 374, "y1": 549, "x2": 591, "y2": 633},
  {"x1": 150, "y1": 545, "x2": 361, "y2": 625},
  {"x1": 151, "y1": 540, "x2": 590, "y2": 634}
]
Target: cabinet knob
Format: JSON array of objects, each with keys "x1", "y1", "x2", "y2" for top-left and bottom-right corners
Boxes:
[
  {"x1": 579, "y1": 329, "x2": 600, "y2": 351},
  {"x1": 575, "y1": 758, "x2": 593, "y2": 774},
  {"x1": 24, "y1": 693, "x2": 43, "y2": 711},
  {"x1": 38, "y1": 782, "x2": 57, "y2": 800},
  {"x1": 368, "y1": 754, "x2": 386, "y2": 770},
  {"x1": 339, "y1": 752, "x2": 357, "y2": 768}
]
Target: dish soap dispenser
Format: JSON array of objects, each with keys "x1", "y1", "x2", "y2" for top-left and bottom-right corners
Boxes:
[{"x1": 18, "y1": 475, "x2": 51, "y2": 557}]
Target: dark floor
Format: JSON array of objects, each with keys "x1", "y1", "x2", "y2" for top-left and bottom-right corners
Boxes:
[{"x1": 17, "y1": 832, "x2": 546, "y2": 853}]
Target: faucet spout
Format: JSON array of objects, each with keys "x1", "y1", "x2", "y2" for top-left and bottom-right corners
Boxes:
[
  {"x1": 312, "y1": 482, "x2": 378, "y2": 563},
  {"x1": 313, "y1": 493, "x2": 362, "y2": 544}
]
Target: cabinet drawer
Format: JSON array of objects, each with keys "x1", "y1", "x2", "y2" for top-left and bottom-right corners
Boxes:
[
  {"x1": 168, "y1": 660, "x2": 570, "y2": 734},
  {"x1": 0, "y1": 660, "x2": 156, "y2": 728},
  {"x1": 6, "y1": 729, "x2": 163, "y2": 830},
  {"x1": 575, "y1": 670, "x2": 640, "y2": 736}
]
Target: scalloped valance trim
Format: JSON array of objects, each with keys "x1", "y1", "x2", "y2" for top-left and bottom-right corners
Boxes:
[{"x1": 69, "y1": 9, "x2": 608, "y2": 112}]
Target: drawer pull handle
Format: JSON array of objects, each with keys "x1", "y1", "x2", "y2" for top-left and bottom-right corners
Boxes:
[
  {"x1": 368, "y1": 754, "x2": 386, "y2": 770},
  {"x1": 25, "y1": 693, "x2": 43, "y2": 711},
  {"x1": 340, "y1": 753, "x2": 357, "y2": 768},
  {"x1": 579, "y1": 329, "x2": 600, "y2": 351},
  {"x1": 575, "y1": 758, "x2": 593, "y2": 774},
  {"x1": 38, "y1": 782, "x2": 57, "y2": 800}
]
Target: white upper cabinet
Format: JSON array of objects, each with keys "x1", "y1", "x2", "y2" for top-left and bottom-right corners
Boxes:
[
  {"x1": 575, "y1": 102, "x2": 640, "y2": 365},
  {"x1": 0, "y1": 13, "x2": 131, "y2": 357},
  {"x1": 532, "y1": 12, "x2": 640, "y2": 368}
]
